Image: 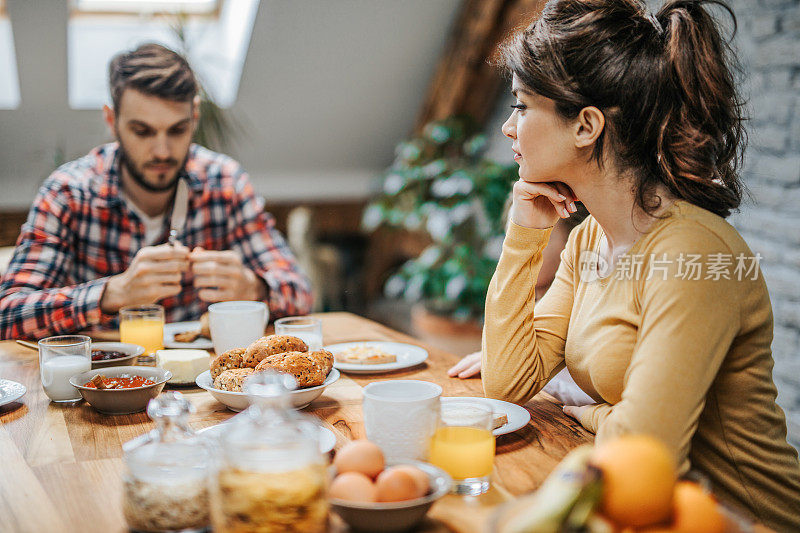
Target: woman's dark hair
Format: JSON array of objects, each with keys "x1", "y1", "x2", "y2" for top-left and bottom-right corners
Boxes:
[{"x1": 499, "y1": 0, "x2": 746, "y2": 218}]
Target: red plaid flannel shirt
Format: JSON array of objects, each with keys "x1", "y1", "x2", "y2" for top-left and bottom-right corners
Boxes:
[{"x1": 0, "y1": 143, "x2": 313, "y2": 340}]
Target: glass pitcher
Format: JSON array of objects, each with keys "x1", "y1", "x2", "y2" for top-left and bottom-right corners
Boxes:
[
  {"x1": 122, "y1": 391, "x2": 212, "y2": 532},
  {"x1": 209, "y1": 370, "x2": 329, "y2": 533}
]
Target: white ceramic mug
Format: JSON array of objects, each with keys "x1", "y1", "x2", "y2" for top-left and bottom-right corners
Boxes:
[
  {"x1": 208, "y1": 301, "x2": 269, "y2": 354},
  {"x1": 362, "y1": 380, "x2": 442, "y2": 461}
]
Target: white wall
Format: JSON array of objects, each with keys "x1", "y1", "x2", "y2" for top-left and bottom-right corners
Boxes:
[{"x1": 0, "y1": 0, "x2": 461, "y2": 208}]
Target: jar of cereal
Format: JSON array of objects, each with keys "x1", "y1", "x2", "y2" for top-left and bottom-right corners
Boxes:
[
  {"x1": 209, "y1": 370, "x2": 329, "y2": 533},
  {"x1": 122, "y1": 391, "x2": 212, "y2": 532}
]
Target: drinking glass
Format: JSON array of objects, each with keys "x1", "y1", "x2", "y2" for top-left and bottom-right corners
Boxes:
[
  {"x1": 274, "y1": 316, "x2": 323, "y2": 350},
  {"x1": 208, "y1": 301, "x2": 268, "y2": 354},
  {"x1": 39, "y1": 335, "x2": 91, "y2": 402},
  {"x1": 120, "y1": 304, "x2": 165, "y2": 364},
  {"x1": 429, "y1": 398, "x2": 495, "y2": 495}
]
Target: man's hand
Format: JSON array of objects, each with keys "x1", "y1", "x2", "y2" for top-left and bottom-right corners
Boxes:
[
  {"x1": 100, "y1": 243, "x2": 190, "y2": 313},
  {"x1": 189, "y1": 247, "x2": 266, "y2": 303}
]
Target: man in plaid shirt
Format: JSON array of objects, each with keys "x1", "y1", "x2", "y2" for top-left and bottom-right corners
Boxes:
[{"x1": 0, "y1": 44, "x2": 312, "y2": 340}]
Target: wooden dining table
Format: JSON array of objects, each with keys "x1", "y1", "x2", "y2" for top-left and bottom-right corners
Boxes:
[{"x1": 0, "y1": 311, "x2": 592, "y2": 533}]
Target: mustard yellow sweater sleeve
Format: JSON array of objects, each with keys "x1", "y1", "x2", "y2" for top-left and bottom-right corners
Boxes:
[
  {"x1": 481, "y1": 222, "x2": 571, "y2": 404},
  {"x1": 578, "y1": 225, "x2": 741, "y2": 466}
]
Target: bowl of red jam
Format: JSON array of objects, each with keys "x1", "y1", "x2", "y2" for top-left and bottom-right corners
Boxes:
[
  {"x1": 90, "y1": 342, "x2": 145, "y2": 369},
  {"x1": 69, "y1": 366, "x2": 172, "y2": 414}
]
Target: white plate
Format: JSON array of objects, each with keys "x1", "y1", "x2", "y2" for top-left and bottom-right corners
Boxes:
[
  {"x1": 0, "y1": 379, "x2": 26, "y2": 407},
  {"x1": 164, "y1": 321, "x2": 214, "y2": 349},
  {"x1": 441, "y1": 397, "x2": 531, "y2": 437},
  {"x1": 196, "y1": 368, "x2": 340, "y2": 412},
  {"x1": 326, "y1": 341, "x2": 428, "y2": 374},
  {"x1": 197, "y1": 419, "x2": 337, "y2": 454}
]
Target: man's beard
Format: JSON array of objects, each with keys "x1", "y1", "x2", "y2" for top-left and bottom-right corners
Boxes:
[{"x1": 117, "y1": 138, "x2": 188, "y2": 193}]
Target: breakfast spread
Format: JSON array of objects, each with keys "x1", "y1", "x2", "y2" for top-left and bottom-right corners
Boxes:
[
  {"x1": 155, "y1": 348, "x2": 210, "y2": 384},
  {"x1": 35, "y1": 318, "x2": 533, "y2": 532},
  {"x1": 334, "y1": 344, "x2": 397, "y2": 365},
  {"x1": 210, "y1": 335, "x2": 334, "y2": 391}
]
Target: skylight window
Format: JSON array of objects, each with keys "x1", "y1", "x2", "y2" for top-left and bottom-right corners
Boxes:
[
  {"x1": 0, "y1": 0, "x2": 21, "y2": 109},
  {"x1": 68, "y1": 0, "x2": 256, "y2": 109},
  {"x1": 74, "y1": 0, "x2": 219, "y2": 16}
]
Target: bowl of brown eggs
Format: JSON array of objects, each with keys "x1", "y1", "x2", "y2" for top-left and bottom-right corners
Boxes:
[{"x1": 329, "y1": 440, "x2": 452, "y2": 532}]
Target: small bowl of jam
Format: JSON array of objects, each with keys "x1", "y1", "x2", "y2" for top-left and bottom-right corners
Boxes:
[
  {"x1": 69, "y1": 366, "x2": 172, "y2": 415},
  {"x1": 90, "y1": 342, "x2": 145, "y2": 369}
]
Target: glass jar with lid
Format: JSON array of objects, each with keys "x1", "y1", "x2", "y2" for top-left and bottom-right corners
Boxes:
[
  {"x1": 209, "y1": 370, "x2": 329, "y2": 533},
  {"x1": 122, "y1": 391, "x2": 211, "y2": 532}
]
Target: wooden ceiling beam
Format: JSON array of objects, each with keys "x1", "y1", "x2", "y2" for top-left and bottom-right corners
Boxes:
[{"x1": 415, "y1": 0, "x2": 545, "y2": 132}]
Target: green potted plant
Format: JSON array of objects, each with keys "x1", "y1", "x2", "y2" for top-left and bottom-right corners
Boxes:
[
  {"x1": 171, "y1": 15, "x2": 241, "y2": 152},
  {"x1": 362, "y1": 116, "x2": 518, "y2": 332}
]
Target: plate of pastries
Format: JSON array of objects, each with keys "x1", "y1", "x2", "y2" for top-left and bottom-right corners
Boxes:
[
  {"x1": 325, "y1": 341, "x2": 428, "y2": 374},
  {"x1": 196, "y1": 334, "x2": 340, "y2": 411}
]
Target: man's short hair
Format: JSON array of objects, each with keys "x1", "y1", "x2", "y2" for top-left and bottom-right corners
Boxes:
[{"x1": 108, "y1": 43, "x2": 198, "y2": 113}]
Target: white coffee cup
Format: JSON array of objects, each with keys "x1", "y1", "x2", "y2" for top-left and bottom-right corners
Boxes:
[
  {"x1": 208, "y1": 301, "x2": 268, "y2": 354},
  {"x1": 362, "y1": 380, "x2": 442, "y2": 462}
]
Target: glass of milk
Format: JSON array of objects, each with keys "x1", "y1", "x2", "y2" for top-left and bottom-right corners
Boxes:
[
  {"x1": 273, "y1": 316, "x2": 323, "y2": 350},
  {"x1": 39, "y1": 335, "x2": 91, "y2": 402}
]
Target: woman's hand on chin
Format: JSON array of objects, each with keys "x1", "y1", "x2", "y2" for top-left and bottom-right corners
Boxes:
[{"x1": 510, "y1": 180, "x2": 578, "y2": 229}]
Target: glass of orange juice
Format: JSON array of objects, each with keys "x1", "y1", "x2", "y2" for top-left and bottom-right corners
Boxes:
[
  {"x1": 428, "y1": 398, "x2": 495, "y2": 495},
  {"x1": 120, "y1": 304, "x2": 165, "y2": 364}
]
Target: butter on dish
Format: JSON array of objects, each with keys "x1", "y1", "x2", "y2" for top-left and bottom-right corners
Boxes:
[{"x1": 156, "y1": 349, "x2": 211, "y2": 385}]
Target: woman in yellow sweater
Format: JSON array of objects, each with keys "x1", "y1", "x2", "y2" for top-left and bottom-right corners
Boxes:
[{"x1": 483, "y1": 0, "x2": 800, "y2": 529}]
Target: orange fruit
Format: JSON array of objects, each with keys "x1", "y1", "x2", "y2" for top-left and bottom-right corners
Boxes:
[
  {"x1": 591, "y1": 435, "x2": 677, "y2": 528},
  {"x1": 668, "y1": 481, "x2": 725, "y2": 533},
  {"x1": 637, "y1": 481, "x2": 727, "y2": 532}
]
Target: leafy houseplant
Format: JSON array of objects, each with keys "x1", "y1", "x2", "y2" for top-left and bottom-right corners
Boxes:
[
  {"x1": 171, "y1": 15, "x2": 240, "y2": 152},
  {"x1": 362, "y1": 116, "x2": 519, "y2": 323}
]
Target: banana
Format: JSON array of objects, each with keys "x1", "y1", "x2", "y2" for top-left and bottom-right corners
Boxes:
[{"x1": 502, "y1": 444, "x2": 603, "y2": 533}]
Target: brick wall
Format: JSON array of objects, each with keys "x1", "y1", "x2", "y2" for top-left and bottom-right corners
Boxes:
[{"x1": 725, "y1": 0, "x2": 800, "y2": 449}]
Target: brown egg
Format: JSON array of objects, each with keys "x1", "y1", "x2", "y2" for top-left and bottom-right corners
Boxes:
[
  {"x1": 385, "y1": 465, "x2": 429, "y2": 498},
  {"x1": 329, "y1": 472, "x2": 378, "y2": 503},
  {"x1": 333, "y1": 440, "x2": 385, "y2": 479},
  {"x1": 375, "y1": 468, "x2": 420, "y2": 502}
]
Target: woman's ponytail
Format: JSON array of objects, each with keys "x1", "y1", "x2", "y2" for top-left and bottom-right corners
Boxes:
[
  {"x1": 655, "y1": 0, "x2": 745, "y2": 218},
  {"x1": 501, "y1": 0, "x2": 746, "y2": 219}
]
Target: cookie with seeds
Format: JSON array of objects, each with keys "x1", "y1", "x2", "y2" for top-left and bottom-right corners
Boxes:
[
  {"x1": 213, "y1": 367, "x2": 255, "y2": 392},
  {"x1": 210, "y1": 348, "x2": 246, "y2": 380},
  {"x1": 255, "y1": 351, "x2": 326, "y2": 388},
  {"x1": 243, "y1": 335, "x2": 308, "y2": 368}
]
